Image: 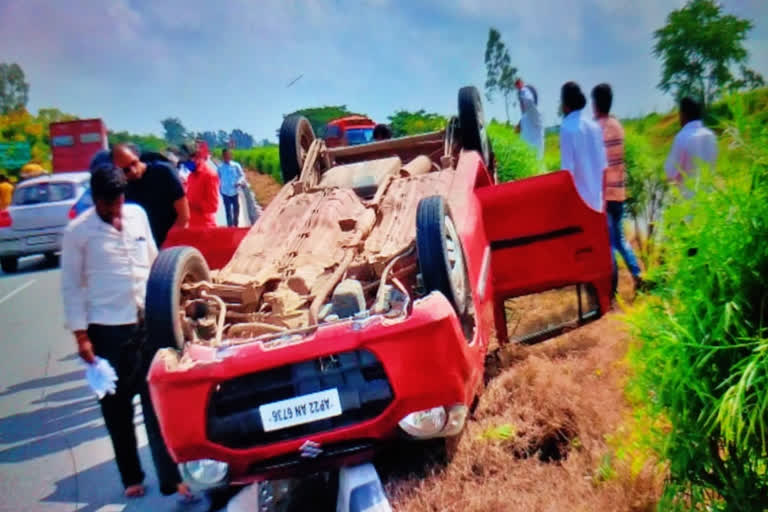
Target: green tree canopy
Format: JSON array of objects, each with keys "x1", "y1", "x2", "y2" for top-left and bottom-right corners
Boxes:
[
  {"x1": 0, "y1": 63, "x2": 30, "y2": 115},
  {"x1": 653, "y1": 0, "x2": 764, "y2": 107},
  {"x1": 161, "y1": 117, "x2": 187, "y2": 146},
  {"x1": 484, "y1": 28, "x2": 517, "y2": 124},
  {"x1": 284, "y1": 106, "x2": 365, "y2": 138},
  {"x1": 387, "y1": 110, "x2": 447, "y2": 137}
]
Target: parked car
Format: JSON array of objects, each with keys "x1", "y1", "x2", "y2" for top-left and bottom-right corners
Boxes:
[
  {"x1": 146, "y1": 86, "x2": 613, "y2": 502},
  {"x1": 0, "y1": 172, "x2": 90, "y2": 273}
]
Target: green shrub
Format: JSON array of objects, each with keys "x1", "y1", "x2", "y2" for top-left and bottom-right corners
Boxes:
[
  {"x1": 625, "y1": 95, "x2": 768, "y2": 511},
  {"x1": 487, "y1": 121, "x2": 542, "y2": 182}
]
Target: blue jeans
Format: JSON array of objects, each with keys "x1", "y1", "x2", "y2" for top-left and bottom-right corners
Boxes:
[
  {"x1": 607, "y1": 201, "x2": 641, "y2": 293},
  {"x1": 222, "y1": 193, "x2": 239, "y2": 227}
]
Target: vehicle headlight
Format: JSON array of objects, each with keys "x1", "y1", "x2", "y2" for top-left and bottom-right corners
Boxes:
[
  {"x1": 179, "y1": 459, "x2": 229, "y2": 490},
  {"x1": 442, "y1": 404, "x2": 469, "y2": 437},
  {"x1": 398, "y1": 406, "x2": 447, "y2": 439}
]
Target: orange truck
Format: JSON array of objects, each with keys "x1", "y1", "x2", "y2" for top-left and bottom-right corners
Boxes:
[{"x1": 49, "y1": 118, "x2": 108, "y2": 173}]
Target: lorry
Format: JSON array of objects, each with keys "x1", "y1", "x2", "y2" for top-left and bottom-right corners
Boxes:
[
  {"x1": 49, "y1": 118, "x2": 108, "y2": 173},
  {"x1": 323, "y1": 115, "x2": 377, "y2": 148}
]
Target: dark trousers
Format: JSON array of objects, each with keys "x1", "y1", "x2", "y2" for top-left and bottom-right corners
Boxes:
[
  {"x1": 88, "y1": 323, "x2": 182, "y2": 495},
  {"x1": 222, "y1": 193, "x2": 239, "y2": 227}
]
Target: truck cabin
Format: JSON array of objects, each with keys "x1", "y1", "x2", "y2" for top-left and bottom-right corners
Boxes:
[
  {"x1": 50, "y1": 119, "x2": 108, "y2": 173},
  {"x1": 324, "y1": 116, "x2": 377, "y2": 148}
]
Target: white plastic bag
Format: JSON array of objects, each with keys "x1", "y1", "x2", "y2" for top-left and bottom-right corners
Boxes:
[{"x1": 85, "y1": 357, "x2": 118, "y2": 399}]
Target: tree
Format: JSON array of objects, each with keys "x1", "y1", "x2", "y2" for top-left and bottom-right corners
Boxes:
[
  {"x1": 0, "y1": 63, "x2": 30, "y2": 114},
  {"x1": 484, "y1": 28, "x2": 517, "y2": 125},
  {"x1": 387, "y1": 110, "x2": 447, "y2": 137},
  {"x1": 284, "y1": 106, "x2": 364, "y2": 137},
  {"x1": 108, "y1": 131, "x2": 166, "y2": 152},
  {"x1": 196, "y1": 130, "x2": 218, "y2": 149},
  {"x1": 230, "y1": 129, "x2": 254, "y2": 149},
  {"x1": 161, "y1": 117, "x2": 187, "y2": 145},
  {"x1": 653, "y1": 0, "x2": 764, "y2": 107},
  {"x1": 216, "y1": 130, "x2": 229, "y2": 148}
]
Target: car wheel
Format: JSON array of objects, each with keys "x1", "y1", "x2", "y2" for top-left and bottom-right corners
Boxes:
[
  {"x1": 145, "y1": 247, "x2": 210, "y2": 351},
  {"x1": 458, "y1": 86, "x2": 491, "y2": 166},
  {"x1": 44, "y1": 252, "x2": 59, "y2": 266},
  {"x1": 416, "y1": 196, "x2": 469, "y2": 315},
  {"x1": 279, "y1": 115, "x2": 316, "y2": 184},
  {"x1": 1, "y1": 256, "x2": 18, "y2": 273}
]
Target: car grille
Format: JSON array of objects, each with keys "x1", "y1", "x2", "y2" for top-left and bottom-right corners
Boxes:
[{"x1": 207, "y1": 349, "x2": 393, "y2": 449}]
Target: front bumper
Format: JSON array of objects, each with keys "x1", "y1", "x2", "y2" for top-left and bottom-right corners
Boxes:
[
  {"x1": 148, "y1": 292, "x2": 482, "y2": 484},
  {"x1": 0, "y1": 230, "x2": 62, "y2": 257}
]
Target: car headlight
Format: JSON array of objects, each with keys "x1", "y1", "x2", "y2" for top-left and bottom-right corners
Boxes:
[
  {"x1": 398, "y1": 406, "x2": 447, "y2": 439},
  {"x1": 179, "y1": 459, "x2": 229, "y2": 490},
  {"x1": 442, "y1": 404, "x2": 469, "y2": 437}
]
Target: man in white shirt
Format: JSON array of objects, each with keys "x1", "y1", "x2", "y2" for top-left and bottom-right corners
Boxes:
[
  {"x1": 61, "y1": 164, "x2": 195, "y2": 502},
  {"x1": 217, "y1": 148, "x2": 247, "y2": 227},
  {"x1": 664, "y1": 96, "x2": 718, "y2": 199},
  {"x1": 558, "y1": 81, "x2": 608, "y2": 212},
  {"x1": 515, "y1": 78, "x2": 545, "y2": 160}
]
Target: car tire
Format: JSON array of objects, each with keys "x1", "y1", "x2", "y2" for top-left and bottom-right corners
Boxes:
[
  {"x1": 145, "y1": 246, "x2": 210, "y2": 351},
  {"x1": 44, "y1": 252, "x2": 59, "y2": 266},
  {"x1": 279, "y1": 115, "x2": 316, "y2": 184},
  {"x1": 1, "y1": 256, "x2": 18, "y2": 273},
  {"x1": 416, "y1": 196, "x2": 469, "y2": 315},
  {"x1": 458, "y1": 86, "x2": 490, "y2": 166}
]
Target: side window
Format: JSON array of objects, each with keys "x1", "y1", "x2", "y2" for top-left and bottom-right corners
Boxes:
[
  {"x1": 80, "y1": 132, "x2": 102, "y2": 144},
  {"x1": 13, "y1": 184, "x2": 50, "y2": 205},
  {"x1": 49, "y1": 182, "x2": 75, "y2": 202},
  {"x1": 52, "y1": 135, "x2": 74, "y2": 147}
]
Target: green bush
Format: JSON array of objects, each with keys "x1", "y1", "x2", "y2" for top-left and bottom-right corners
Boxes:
[
  {"x1": 625, "y1": 95, "x2": 768, "y2": 511},
  {"x1": 487, "y1": 121, "x2": 542, "y2": 182}
]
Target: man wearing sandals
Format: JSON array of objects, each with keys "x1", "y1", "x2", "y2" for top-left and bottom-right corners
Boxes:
[{"x1": 61, "y1": 163, "x2": 197, "y2": 503}]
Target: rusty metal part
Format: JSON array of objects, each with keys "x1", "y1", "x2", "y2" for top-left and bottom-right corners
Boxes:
[
  {"x1": 201, "y1": 290, "x2": 227, "y2": 346},
  {"x1": 227, "y1": 322, "x2": 287, "y2": 338},
  {"x1": 373, "y1": 245, "x2": 415, "y2": 313},
  {"x1": 401, "y1": 155, "x2": 432, "y2": 177},
  {"x1": 308, "y1": 250, "x2": 355, "y2": 325}
]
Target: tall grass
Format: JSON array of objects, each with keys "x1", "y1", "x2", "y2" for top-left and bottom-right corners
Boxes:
[
  {"x1": 231, "y1": 146, "x2": 282, "y2": 184},
  {"x1": 625, "y1": 94, "x2": 768, "y2": 511},
  {"x1": 487, "y1": 121, "x2": 542, "y2": 182}
]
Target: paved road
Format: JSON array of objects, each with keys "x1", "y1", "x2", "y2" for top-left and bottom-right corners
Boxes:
[{"x1": 0, "y1": 257, "x2": 211, "y2": 512}]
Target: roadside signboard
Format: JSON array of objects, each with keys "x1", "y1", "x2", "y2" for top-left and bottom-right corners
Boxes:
[{"x1": 0, "y1": 141, "x2": 32, "y2": 169}]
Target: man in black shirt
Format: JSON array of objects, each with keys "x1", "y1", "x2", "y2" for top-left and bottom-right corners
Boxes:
[{"x1": 111, "y1": 144, "x2": 190, "y2": 246}]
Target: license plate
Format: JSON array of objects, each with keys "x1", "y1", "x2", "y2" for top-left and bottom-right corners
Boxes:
[
  {"x1": 27, "y1": 234, "x2": 56, "y2": 245},
  {"x1": 259, "y1": 388, "x2": 342, "y2": 432}
]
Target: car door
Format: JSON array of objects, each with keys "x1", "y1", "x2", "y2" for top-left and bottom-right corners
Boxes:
[{"x1": 475, "y1": 170, "x2": 613, "y2": 345}]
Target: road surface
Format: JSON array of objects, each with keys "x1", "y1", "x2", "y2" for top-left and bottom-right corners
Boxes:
[{"x1": 0, "y1": 255, "x2": 213, "y2": 512}]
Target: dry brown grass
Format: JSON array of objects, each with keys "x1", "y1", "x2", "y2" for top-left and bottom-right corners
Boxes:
[
  {"x1": 386, "y1": 271, "x2": 663, "y2": 512},
  {"x1": 246, "y1": 169, "x2": 282, "y2": 207}
]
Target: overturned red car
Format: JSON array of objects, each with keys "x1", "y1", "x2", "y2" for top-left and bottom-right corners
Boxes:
[{"x1": 145, "y1": 86, "x2": 613, "y2": 492}]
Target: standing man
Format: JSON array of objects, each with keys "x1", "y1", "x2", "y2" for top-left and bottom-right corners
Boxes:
[
  {"x1": 591, "y1": 83, "x2": 644, "y2": 294},
  {"x1": 515, "y1": 78, "x2": 544, "y2": 160},
  {"x1": 60, "y1": 164, "x2": 195, "y2": 501},
  {"x1": 0, "y1": 175, "x2": 13, "y2": 210},
  {"x1": 559, "y1": 81, "x2": 607, "y2": 213},
  {"x1": 217, "y1": 148, "x2": 246, "y2": 227},
  {"x1": 109, "y1": 144, "x2": 190, "y2": 246},
  {"x1": 664, "y1": 96, "x2": 717, "y2": 198},
  {"x1": 186, "y1": 142, "x2": 220, "y2": 228}
]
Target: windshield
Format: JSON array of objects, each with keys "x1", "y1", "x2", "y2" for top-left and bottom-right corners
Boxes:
[
  {"x1": 13, "y1": 182, "x2": 76, "y2": 205},
  {"x1": 345, "y1": 128, "x2": 374, "y2": 145}
]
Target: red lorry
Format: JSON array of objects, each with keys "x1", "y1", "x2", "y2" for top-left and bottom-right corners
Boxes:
[
  {"x1": 49, "y1": 119, "x2": 108, "y2": 173},
  {"x1": 324, "y1": 115, "x2": 377, "y2": 148}
]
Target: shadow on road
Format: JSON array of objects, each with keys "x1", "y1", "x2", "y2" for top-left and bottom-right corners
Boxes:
[
  {"x1": 0, "y1": 369, "x2": 83, "y2": 397},
  {"x1": 41, "y1": 446, "x2": 212, "y2": 512}
]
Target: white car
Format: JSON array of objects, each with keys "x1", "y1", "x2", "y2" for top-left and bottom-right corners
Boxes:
[{"x1": 0, "y1": 172, "x2": 90, "y2": 273}]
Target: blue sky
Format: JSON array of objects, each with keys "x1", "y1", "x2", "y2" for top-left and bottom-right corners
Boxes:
[{"x1": 1, "y1": 0, "x2": 766, "y2": 141}]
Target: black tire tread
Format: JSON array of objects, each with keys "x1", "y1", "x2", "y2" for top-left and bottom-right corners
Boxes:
[
  {"x1": 416, "y1": 196, "x2": 459, "y2": 311},
  {"x1": 279, "y1": 115, "x2": 314, "y2": 184},
  {"x1": 145, "y1": 247, "x2": 209, "y2": 351},
  {"x1": 0, "y1": 256, "x2": 18, "y2": 273},
  {"x1": 458, "y1": 86, "x2": 485, "y2": 163}
]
